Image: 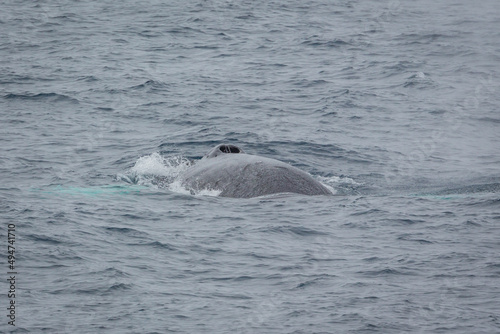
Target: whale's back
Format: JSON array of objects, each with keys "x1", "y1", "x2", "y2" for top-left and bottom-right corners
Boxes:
[{"x1": 181, "y1": 153, "x2": 332, "y2": 198}]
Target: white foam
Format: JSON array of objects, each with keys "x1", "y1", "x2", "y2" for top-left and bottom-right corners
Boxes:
[
  {"x1": 320, "y1": 175, "x2": 359, "y2": 185},
  {"x1": 131, "y1": 152, "x2": 187, "y2": 176},
  {"x1": 195, "y1": 187, "x2": 222, "y2": 197},
  {"x1": 168, "y1": 179, "x2": 193, "y2": 196},
  {"x1": 169, "y1": 179, "x2": 222, "y2": 197},
  {"x1": 316, "y1": 175, "x2": 361, "y2": 194},
  {"x1": 125, "y1": 153, "x2": 222, "y2": 197},
  {"x1": 124, "y1": 152, "x2": 191, "y2": 188},
  {"x1": 415, "y1": 71, "x2": 425, "y2": 78}
]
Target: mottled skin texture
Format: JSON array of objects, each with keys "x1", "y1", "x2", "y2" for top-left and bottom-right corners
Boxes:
[{"x1": 181, "y1": 144, "x2": 332, "y2": 198}]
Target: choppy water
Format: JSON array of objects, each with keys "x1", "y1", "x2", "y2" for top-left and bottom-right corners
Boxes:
[{"x1": 1, "y1": 0, "x2": 500, "y2": 333}]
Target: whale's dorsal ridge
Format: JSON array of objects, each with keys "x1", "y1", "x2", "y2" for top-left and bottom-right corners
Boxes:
[{"x1": 204, "y1": 144, "x2": 245, "y2": 159}]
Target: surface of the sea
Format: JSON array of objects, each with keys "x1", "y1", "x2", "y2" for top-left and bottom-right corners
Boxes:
[{"x1": 1, "y1": 0, "x2": 500, "y2": 333}]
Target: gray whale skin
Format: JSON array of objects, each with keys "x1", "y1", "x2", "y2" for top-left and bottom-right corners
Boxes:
[{"x1": 180, "y1": 144, "x2": 332, "y2": 198}]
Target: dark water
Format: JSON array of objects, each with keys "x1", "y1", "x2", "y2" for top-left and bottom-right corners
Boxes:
[{"x1": 1, "y1": 0, "x2": 500, "y2": 333}]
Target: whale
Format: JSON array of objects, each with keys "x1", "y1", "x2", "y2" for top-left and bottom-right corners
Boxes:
[{"x1": 180, "y1": 144, "x2": 333, "y2": 198}]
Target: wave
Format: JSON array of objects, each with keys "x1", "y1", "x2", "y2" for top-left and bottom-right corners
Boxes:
[
  {"x1": 301, "y1": 36, "x2": 350, "y2": 48},
  {"x1": 129, "y1": 79, "x2": 170, "y2": 91},
  {"x1": 403, "y1": 71, "x2": 436, "y2": 89},
  {"x1": 3, "y1": 92, "x2": 79, "y2": 103}
]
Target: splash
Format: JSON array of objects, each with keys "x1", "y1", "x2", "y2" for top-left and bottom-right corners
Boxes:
[
  {"x1": 120, "y1": 152, "x2": 191, "y2": 188},
  {"x1": 317, "y1": 175, "x2": 361, "y2": 195},
  {"x1": 130, "y1": 152, "x2": 183, "y2": 176},
  {"x1": 122, "y1": 152, "x2": 221, "y2": 197}
]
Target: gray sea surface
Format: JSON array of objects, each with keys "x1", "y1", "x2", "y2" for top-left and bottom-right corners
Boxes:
[{"x1": 1, "y1": 0, "x2": 500, "y2": 333}]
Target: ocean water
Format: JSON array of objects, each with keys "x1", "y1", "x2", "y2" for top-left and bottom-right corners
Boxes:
[{"x1": 1, "y1": 0, "x2": 500, "y2": 333}]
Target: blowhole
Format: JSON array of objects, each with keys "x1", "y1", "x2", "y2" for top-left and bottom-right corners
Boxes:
[
  {"x1": 204, "y1": 144, "x2": 245, "y2": 158},
  {"x1": 219, "y1": 145, "x2": 241, "y2": 154}
]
